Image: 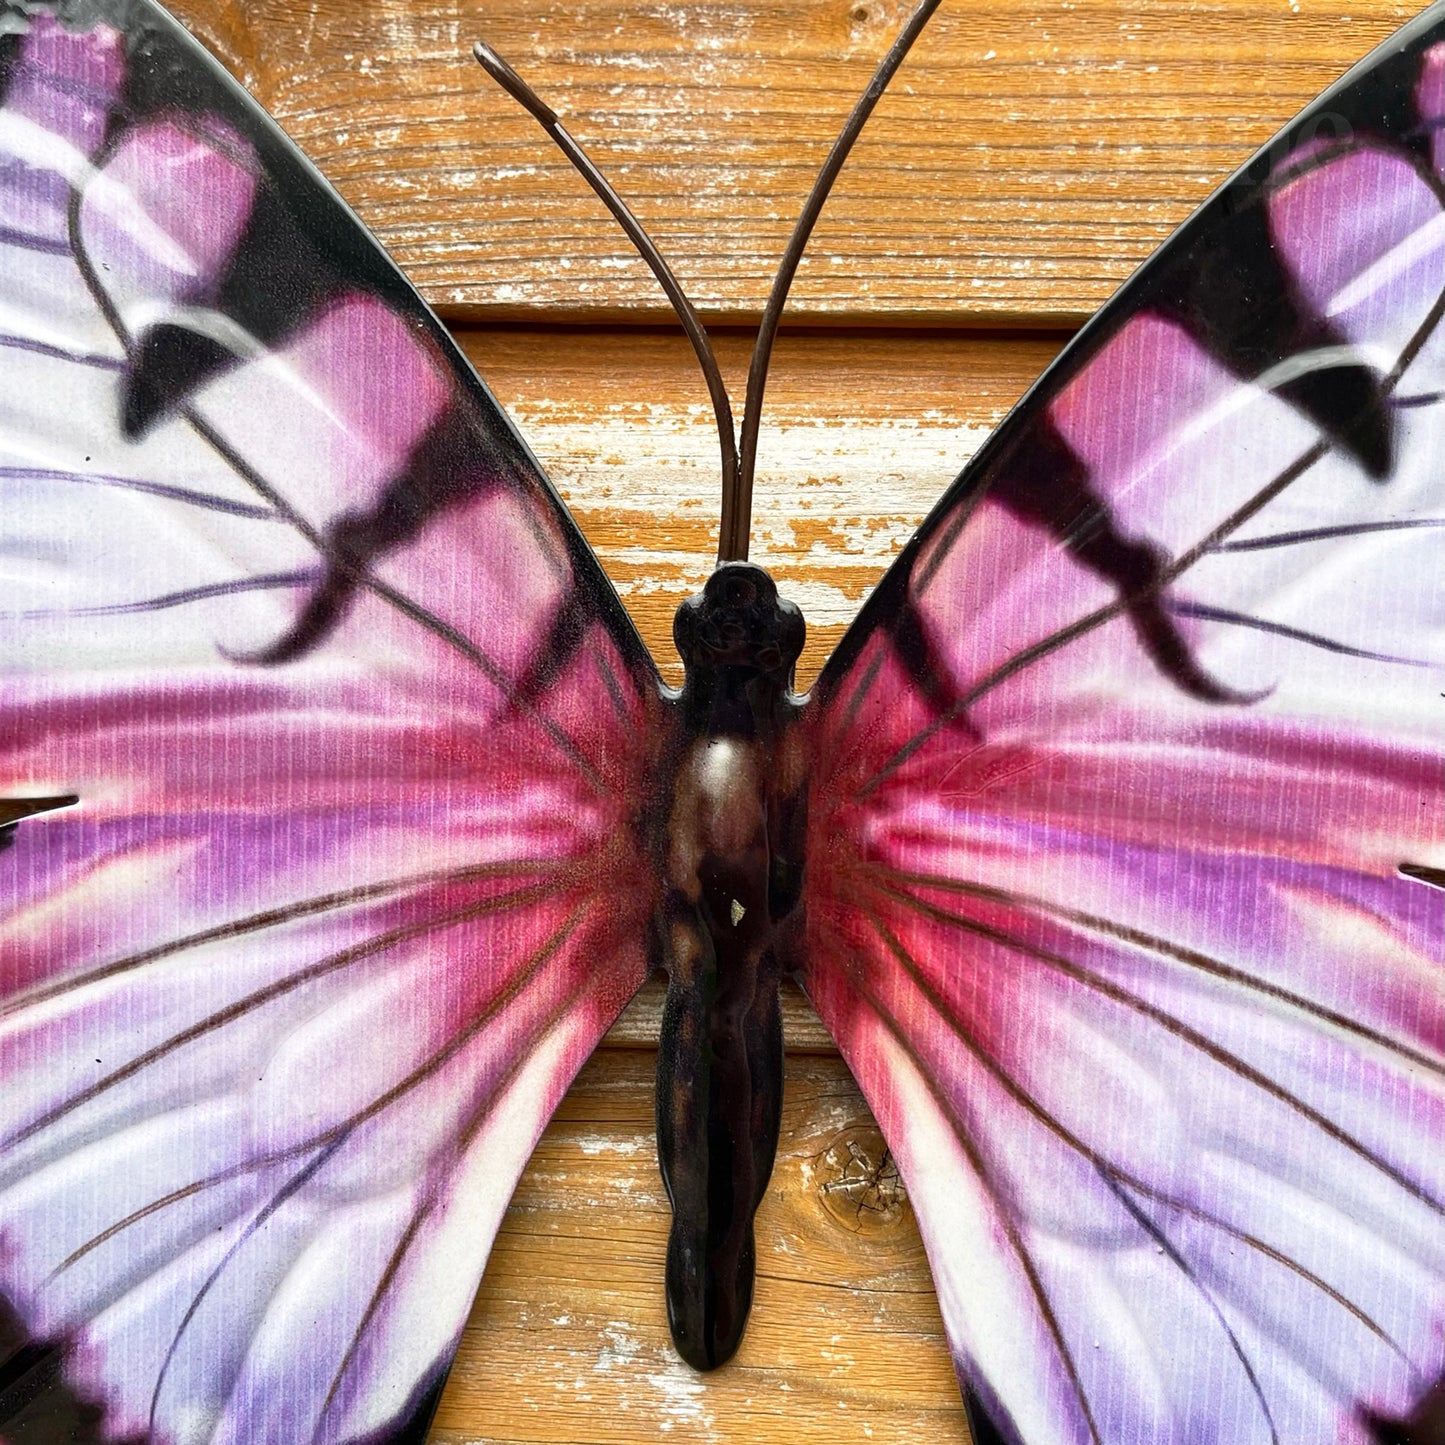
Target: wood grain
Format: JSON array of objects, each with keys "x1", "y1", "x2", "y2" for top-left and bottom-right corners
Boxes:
[
  {"x1": 168, "y1": 0, "x2": 1419, "y2": 327},
  {"x1": 457, "y1": 325, "x2": 1062, "y2": 686}
]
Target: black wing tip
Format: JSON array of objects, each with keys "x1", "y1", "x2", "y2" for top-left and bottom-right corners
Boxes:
[
  {"x1": 962, "y1": 1381, "x2": 1021, "y2": 1445},
  {"x1": 0, "y1": 1291, "x2": 139, "y2": 1445}
]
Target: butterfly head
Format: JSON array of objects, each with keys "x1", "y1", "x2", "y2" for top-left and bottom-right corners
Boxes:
[{"x1": 673, "y1": 563, "x2": 805, "y2": 691}]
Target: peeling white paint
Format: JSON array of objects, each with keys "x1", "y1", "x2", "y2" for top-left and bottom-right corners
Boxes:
[
  {"x1": 645, "y1": 1359, "x2": 716, "y2": 1437},
  {"x1": 595, "y1": 1322, "x2": 643, "y2": 1373},
  {"x1": 575, "y1": 1134, "x2": 645, "y2": 1156}
]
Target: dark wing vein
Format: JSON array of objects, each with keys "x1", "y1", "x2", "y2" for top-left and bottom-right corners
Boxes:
[
  {"x1": 148, "y1": 1135, "x2": 344, "y2": 1436},
  {"x1": 1100, "y1": 1171, "x2": 1281, "y2": 1444},
  {"x1": 851, "y1": 860, "x2": 1445, "y2": 1078},
  {"x1": 1, "y1": 857, "x2": 567, "y2": 1018},
  {"x1": 1166, "y1": 599, "x2": 1432, "y2": 666},
  {"x1": 1, "y1": 877, "x2": 561, "y2": 1152},
  {"x1": 143, "y1": 894, "x2": 595, "y2": 1438},
  {"x1": 859, "y1": 871, "x2": 1445, "y2": 1214},
  {"x1": 0, "y1": 225, "x2": 72, "y2": 256},
  {"x1": 0, "y1": 331, "x2": 123, "y2": 368},
  {"x1": 9, "y1": 569, "x2": 321, "y2": 620},
  {"x1": 1208, "y1": 518, "x2": 1445, "y2": 552},
  {"x1": 0, "y1": 465, "x2": 282, "y2": 519},
  {"x1": 1117, "y1": 1174, "x2": 1415, "y2": 1361}
]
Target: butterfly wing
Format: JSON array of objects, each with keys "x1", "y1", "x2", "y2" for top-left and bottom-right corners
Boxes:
[
  {"x1": 797, "y1": 11, "x2": 1445, "y2": 1444},
  {"x1": 0, "y1": 5, "x2": 662, "y2": 1442}
]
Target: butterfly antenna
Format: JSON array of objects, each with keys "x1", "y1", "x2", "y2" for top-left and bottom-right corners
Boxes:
[
  {"x1": 473, "y1": 42, "x2": 739, "y2": 510},
  {"x1": 726, "y1": 0, "x2": 943, "y2": 562}
]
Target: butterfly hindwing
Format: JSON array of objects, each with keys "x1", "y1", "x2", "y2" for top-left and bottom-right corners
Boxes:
[
  {"x1": 0, "y1": 5, "x2": 661, "y2": 1442},
  {"x1": 799, "y1": 10, "x2": 1445, "y2": 1444}
]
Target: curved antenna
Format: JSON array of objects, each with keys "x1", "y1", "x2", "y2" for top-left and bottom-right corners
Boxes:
[
  {"x1": 723, "y1": 0, "x2": 944, "y2": 562},
  {"x1": 474, "y1": 42, "x2": 739, "y2": 507}
]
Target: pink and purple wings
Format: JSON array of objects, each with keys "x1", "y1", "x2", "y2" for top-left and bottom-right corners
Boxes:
[
  {"x1": 799, "y1": 10, "x2": 1445, "y2": 1445},
  {"x1": 0, "y1": 4, "x2": 664, "y2": 1442}
]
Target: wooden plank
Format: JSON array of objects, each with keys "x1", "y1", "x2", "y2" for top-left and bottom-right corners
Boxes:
[
  {"x1": 432, "y1": 1048, "x2": 968, "y2": 1444},
  {"x1": 457, "y1": 325, "x2": 1063, "y2": 686},
  {"x1": 169, "y1": 0, "x2": 1417, "y2": 327}
]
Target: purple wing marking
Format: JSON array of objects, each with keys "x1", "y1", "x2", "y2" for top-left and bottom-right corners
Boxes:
[
  {"x1": 1420, "y1": 43, "x2": 1445, "y2": 180},
  {"x1": 801, "y1": 15, "x2": 1445, "y2": 1445},
  {"x1": 1, "y1": 7, "x2": 660, "y2": 1443},
  {"x1": 0, "y1": 14, "x2": 123, "y2": 252}
]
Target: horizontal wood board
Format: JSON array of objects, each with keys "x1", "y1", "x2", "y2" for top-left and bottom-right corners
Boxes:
[
  {"x1": 431, "y1": 1049, "x2": 967, "y2": 1444},
  {"x1": 460, "y1": 326, "x2": 1063, "y2": 688},
  {"x1": 171, "y1": 0, "x2": 1420, "y2": 326}
]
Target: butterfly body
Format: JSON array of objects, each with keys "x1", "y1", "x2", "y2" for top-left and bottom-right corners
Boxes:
[{"x1": 656, "y1": 561, "x2": 805, "y2": 1369}]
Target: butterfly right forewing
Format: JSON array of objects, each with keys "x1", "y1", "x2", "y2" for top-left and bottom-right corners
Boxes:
[{"x1": 798, "y1": 11, "x2": 1445, "y2": 1444}]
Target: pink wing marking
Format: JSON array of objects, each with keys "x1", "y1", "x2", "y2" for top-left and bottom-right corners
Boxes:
[
  {"x1": 74, "y1": 135, "x2": 610, "y2": 769},
  {"x1": 1, "y1": 675, "x2": 657, "y2": 1443},
  {"x1": 0, "y1": 15, "x2": 124, "y2": 250}
]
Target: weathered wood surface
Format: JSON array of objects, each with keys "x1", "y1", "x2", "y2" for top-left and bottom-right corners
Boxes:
[
  {"x1": 156, "y1": 2, "x2": 1424, "y2": 1440},
  {"x1": 171, "y1": 0, "x2": 1417, "y2": 327},
  {"x1": 459, "y1": 326, "x2": 1061, "y2": 686}
]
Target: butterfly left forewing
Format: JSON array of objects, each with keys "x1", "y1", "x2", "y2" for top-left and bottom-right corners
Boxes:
[
  {"x1": 798, "y1": 11, "x2": 1445, "y2": 1444},
  {"x1": 0, "y1": 6, "x2": 661, "y2": 1442}
]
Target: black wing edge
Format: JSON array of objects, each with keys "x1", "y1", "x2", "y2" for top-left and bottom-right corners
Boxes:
[
  {"x1": 963, "y1": 1378, "x2": 1021, "y2": 1445},
  {"x1": 2, "y1": 1279, "x2": 452, "y2": 1445},
  {"x1": 960, "y1": 1379, "x2": 1445, "y2": 1445}
]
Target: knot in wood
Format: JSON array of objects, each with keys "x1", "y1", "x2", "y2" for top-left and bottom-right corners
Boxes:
[{"x1": 816, "y1": 1127, "x2": 908, "y2": 1235}]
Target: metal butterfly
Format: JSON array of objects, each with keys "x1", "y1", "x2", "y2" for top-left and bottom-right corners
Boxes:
[{"x1": 1, "y1": 2, "x2": 1442, "y2": 1442}]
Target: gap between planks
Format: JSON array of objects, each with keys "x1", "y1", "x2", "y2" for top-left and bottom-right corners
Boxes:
[{"x1": 455, "y1": 324, "x2": 1065, "y2": 688}]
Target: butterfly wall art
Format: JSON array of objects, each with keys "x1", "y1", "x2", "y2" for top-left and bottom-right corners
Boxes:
[{"x1": 1, "y1": 0, "x2": 1443, "y2": 1440}]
